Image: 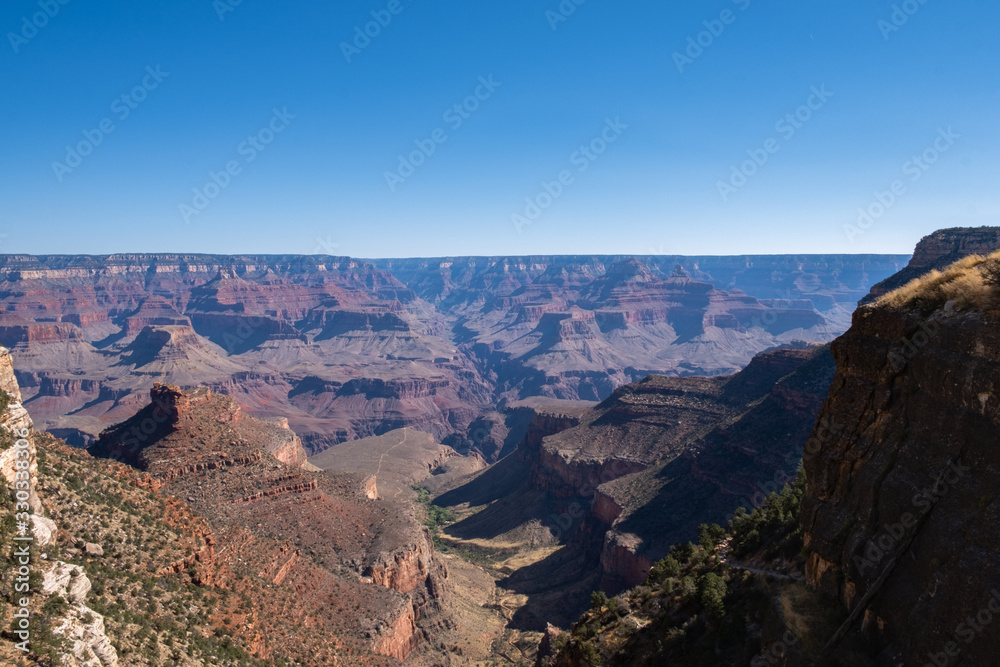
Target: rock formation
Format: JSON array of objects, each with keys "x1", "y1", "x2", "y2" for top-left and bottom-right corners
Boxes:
[
  {"x1": 0, "y1": 346, "x2": 38, "y2": 513},
  {"x1": 89, "y1": 383, "x2": 452, "y2": 662},
  {"x1": 41, "y1": 562, "x2": 119, "y2": 666}
]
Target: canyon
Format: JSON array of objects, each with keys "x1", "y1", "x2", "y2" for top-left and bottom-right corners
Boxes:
[
  {"x1": 8, "y1": 232, "x2": 1000, "y2": 665},
  {"x1": 428, "y1": 342, "x2": 835, "y2": 633},
  {"x1": 0, "y1": 253, "x2": 906, "y2": 459}
]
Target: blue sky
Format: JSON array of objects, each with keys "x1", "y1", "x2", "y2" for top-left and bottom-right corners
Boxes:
[{"x1": 1, "y1": 0, "x2": 997, "y2": 257}]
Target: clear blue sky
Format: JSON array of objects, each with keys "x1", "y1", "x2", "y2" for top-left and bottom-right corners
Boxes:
[{"x1": 1, "y1": 0, "x2": 997, "y2": 257}]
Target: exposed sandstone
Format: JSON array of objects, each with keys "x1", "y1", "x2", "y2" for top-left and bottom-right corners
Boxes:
[
  {"x1": 0, "y1": 346, "x2": 39, "y2": 513},
  {"x1": 42, "y1": 562, "x2": 119, "y2": 667}
]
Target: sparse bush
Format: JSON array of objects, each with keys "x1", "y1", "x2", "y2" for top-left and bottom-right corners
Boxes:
[
  {"x1": 877, "y1": 251, "x2": 1000, "y2": 311},
  {"x1": 728, "y1": 469, "x2": 806, "y2": 560}
]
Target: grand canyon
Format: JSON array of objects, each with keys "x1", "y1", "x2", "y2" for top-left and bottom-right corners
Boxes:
[
  {"x1": 5, "y1": 229, "x2": 1000, "y2": 665},
  {"x1": 4, "y1": 3, "x2": 996, "y2": 664}
]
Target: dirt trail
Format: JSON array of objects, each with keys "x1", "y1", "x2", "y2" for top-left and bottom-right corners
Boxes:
[{"x1": 370, "y1": 429, "x2": 409, "y2": 498}]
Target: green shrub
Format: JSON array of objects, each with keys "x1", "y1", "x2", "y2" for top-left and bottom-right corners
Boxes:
[
  {"x1": 698, "y1": 523, "x2": 726, "y2": 551},
  {"x1": 648, "y1": 555, "x2": 681, "y2": 583},
  {"x1": 727, "y1": 469, "x2": 806, "y2": 560},
  {"x1": 697, "y1": 572, "x2": 726, "y2": 621}
]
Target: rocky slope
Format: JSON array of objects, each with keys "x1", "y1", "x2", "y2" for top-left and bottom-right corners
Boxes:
[
  {"x1": 543, "y1": 473, "x2": 875, "y2": 667},
  {"x1": 2, "y1": 346, "x2": 484, "y2": 664},
  {"x1": 0, "y1": 346, "x2": 38, "y2": 511},
  {"x1": 89, "y1": 383, "x2": 456, "y2": 664},
  {"x1": 0, "y1": 253, "x2": 905, "y2": 455}
]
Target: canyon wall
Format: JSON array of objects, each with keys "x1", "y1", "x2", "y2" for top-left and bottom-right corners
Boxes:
[{"x1": 0, "y1": 346, "x2": 38, "y2": 512}]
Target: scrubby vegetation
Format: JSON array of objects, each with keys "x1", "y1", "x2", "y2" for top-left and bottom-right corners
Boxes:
[
  {"x1": 414, "y1": 485, "x2": 457, "y2": 533},
  {"x1": 877, "y1": 250, "x2": 1000, "y2": 311},
  {"x1": 0, "y1": 389, "x2": 13, "y2": 450},
  {"x1": 413, "y1": 484, "x2": 459, "y2": 554},
  {"x1": 728, "y1": 468, "x2": 807, "y2": 561},
  {"x1": 1, "y1": 433, "x2": 301, "y2": 666},
  {"x1": 555, "y1": 537, "x2": 771, "y2": 666}
]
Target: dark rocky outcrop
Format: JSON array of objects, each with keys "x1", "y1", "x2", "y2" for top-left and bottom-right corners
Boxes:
[{"x1": 802, "y1": 246, "x2": 1000, "y2": 666}]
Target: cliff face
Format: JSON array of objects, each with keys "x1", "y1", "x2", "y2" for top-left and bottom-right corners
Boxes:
[
  {"x1": 802, "y1": 247, "x2": 1000, "y2": 665},
  {"x1": 587, "y1": 346, "x2": 835, "y2": 593}
]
